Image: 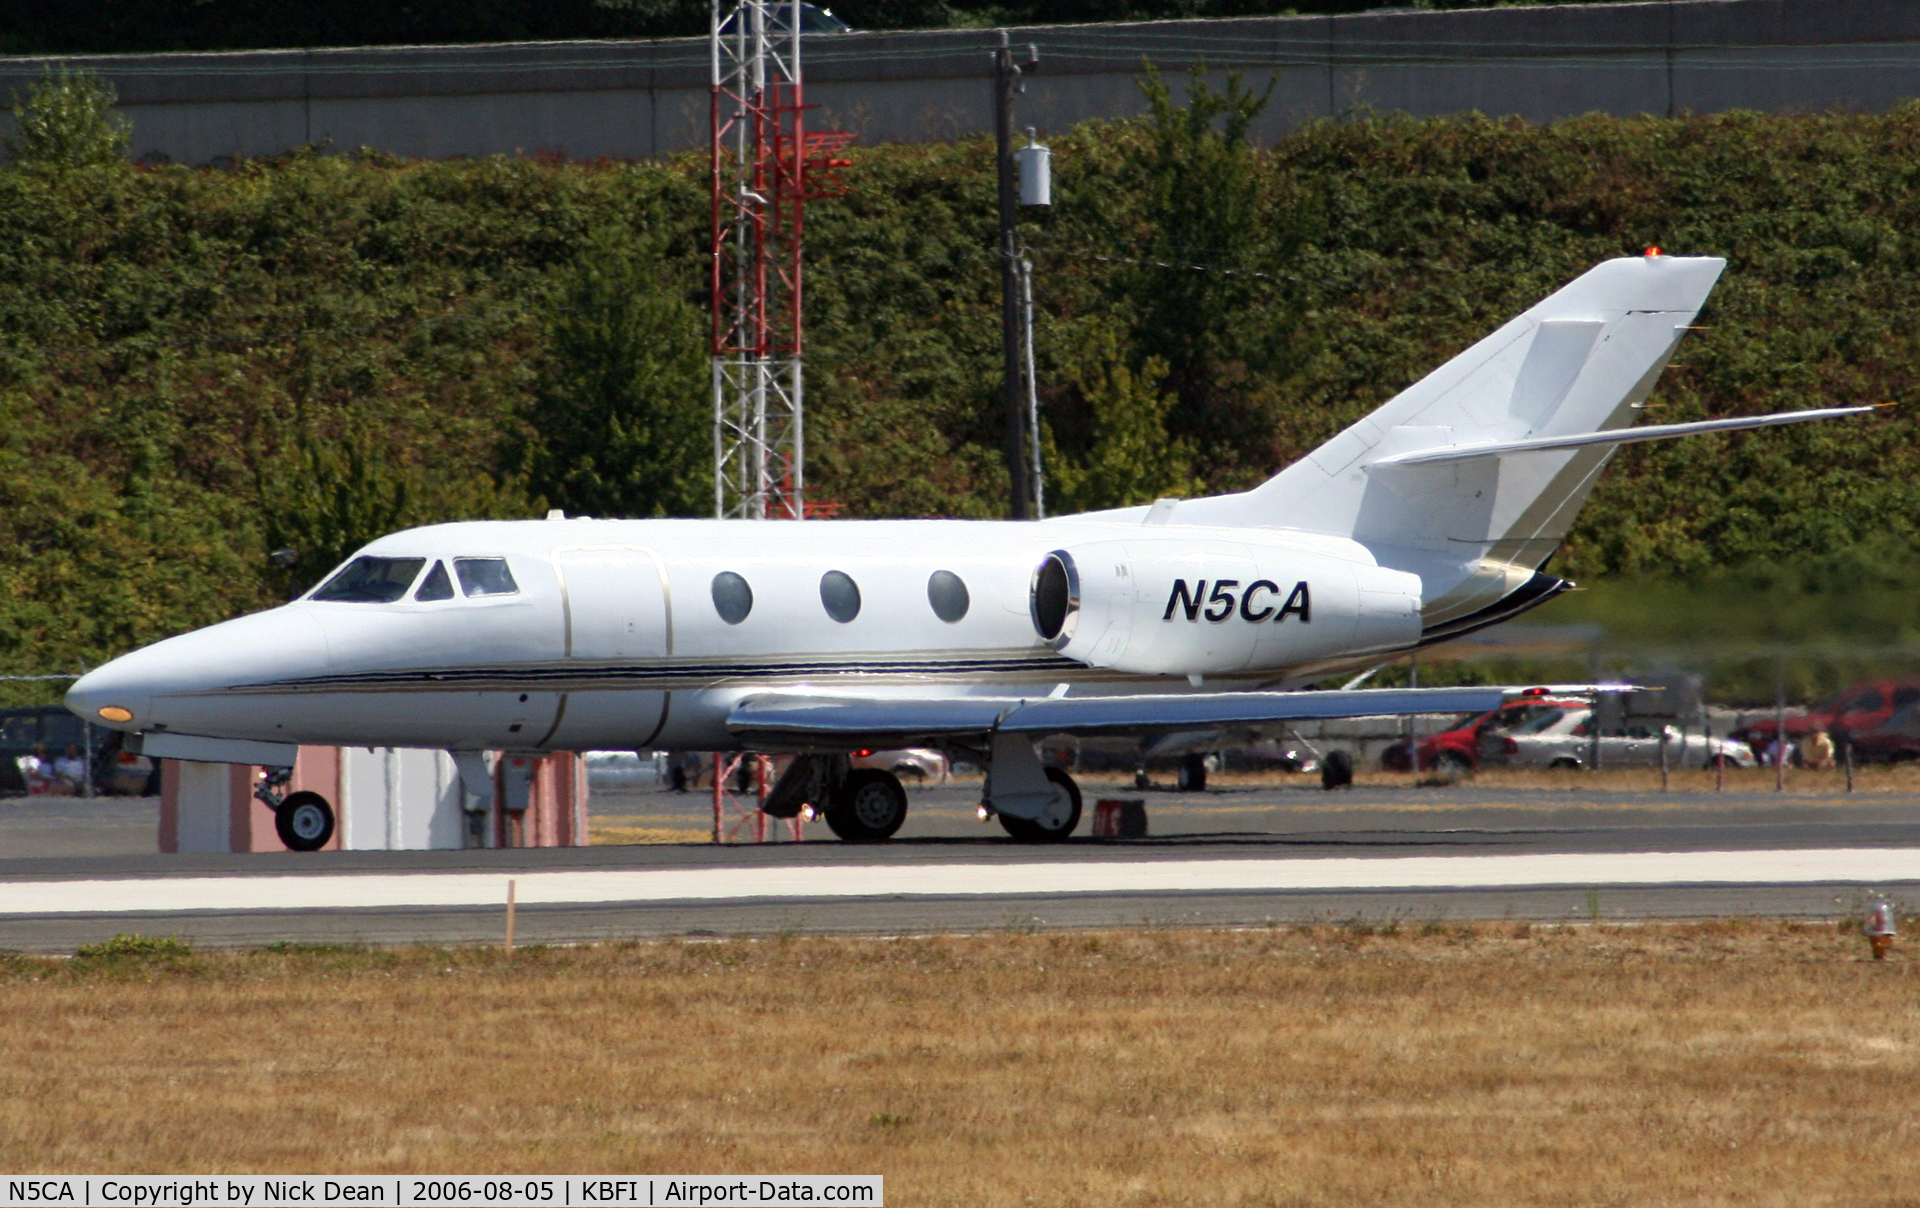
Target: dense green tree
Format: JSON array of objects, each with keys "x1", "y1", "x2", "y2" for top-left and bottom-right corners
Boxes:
[
  {"x1": 1128, "y1": 62, "x2": 1305, "y2": 484},
  {"x1": 257, "y1": 429, "x2": 414, "y2": 598},
  {"x1": 1041, "y1": 325, "x2": 1200, "y2": 514},
  {"x1": 10, "y1": 97, "x2": 1920, "y2": 701},
  {"x1": 508, "y1": 233, "x2": 709, "y2": 520},
  {"x1": 4, "y1": 66, "x2": 129, "y2": 168}
]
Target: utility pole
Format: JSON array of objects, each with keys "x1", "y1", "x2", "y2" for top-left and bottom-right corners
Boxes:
[
  {"x1": 1020, "y1": 256, "x2": 1043, "y2": 519},
  {"x1": 994, "y1": 30, "x2": 1030, "y2": 520}
]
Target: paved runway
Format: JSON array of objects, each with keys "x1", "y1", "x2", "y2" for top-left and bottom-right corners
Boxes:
[{"x1": 1, "y1": 781, "x2": 1917, "y2": 950}]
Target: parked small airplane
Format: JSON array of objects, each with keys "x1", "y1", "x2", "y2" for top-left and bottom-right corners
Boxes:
[{"x1": 67, "y1": 254, "x2": 1870, "y2": 847}]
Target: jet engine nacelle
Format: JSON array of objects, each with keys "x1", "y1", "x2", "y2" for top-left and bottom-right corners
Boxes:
[{"x1": 1029, "y1": 538, "x2": 1422, "y2": 675}]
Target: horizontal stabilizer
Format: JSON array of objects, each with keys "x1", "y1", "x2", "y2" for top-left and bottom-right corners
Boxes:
[
  {"x1": 731, "y1": 686, "x2": 1514, "y2": 746},
  {"x1": 1367, "y1": 405, "x2": 1876, "y2": 469}
]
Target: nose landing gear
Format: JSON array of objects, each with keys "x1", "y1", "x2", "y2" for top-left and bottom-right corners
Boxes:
[{"x1": 255, "y1": 766, "x2": 335, "y2": 852}]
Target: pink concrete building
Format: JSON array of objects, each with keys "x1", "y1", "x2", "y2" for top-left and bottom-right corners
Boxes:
[{"x1": 159, "y1": 746, "x2": 586, "y2": 853}]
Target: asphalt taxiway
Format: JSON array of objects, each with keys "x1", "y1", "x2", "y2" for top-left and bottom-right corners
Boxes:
[{"x1": 1, "y1": 781, "x2": 1917, "y2": 950}]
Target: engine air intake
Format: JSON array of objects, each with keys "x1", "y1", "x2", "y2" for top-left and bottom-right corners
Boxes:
[{"x1": 1030, "y1": 551, "x2": 1078, "y2": 645}]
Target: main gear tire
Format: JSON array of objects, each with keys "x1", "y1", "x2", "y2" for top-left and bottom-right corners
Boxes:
[
  {"x1": 824, "y1": 769, "x2": 908, "y2": 842},
  {"x1": 999, "y1": 768, "x2": 1082, "y2": 843}
]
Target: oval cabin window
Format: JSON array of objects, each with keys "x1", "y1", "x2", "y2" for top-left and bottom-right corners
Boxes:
[
  {"x1": 820, "y1": 570, "x2": 862, "y2": 624},
  {"x1": 927, "y1": 570, "x2": 970, "y2": 623},
  {"x1": 712, "y1": 571, "x2": 753, "y2": 625}
]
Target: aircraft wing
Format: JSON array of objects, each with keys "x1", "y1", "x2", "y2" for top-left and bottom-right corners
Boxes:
[{"x1": 726, "y1": 686, "x2": 1511, "y2": 748}]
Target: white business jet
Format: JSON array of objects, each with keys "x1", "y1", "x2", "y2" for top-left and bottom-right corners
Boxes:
[{"x1": 66, "y1": 254, "x2": 1869, "y2": 848}]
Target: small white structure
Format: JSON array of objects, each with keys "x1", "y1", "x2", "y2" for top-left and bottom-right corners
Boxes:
[{"x1": 336, "y1": 747, "x2": 467, "y2": 850}]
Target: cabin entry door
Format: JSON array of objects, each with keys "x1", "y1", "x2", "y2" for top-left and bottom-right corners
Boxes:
[{"x1": 546, "y1": 547, "x2": 672, "y2": 749}]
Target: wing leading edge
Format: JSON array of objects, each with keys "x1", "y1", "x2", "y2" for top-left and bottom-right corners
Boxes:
[{"x1": 727, "y1": 686, "x2": 1516, "y2": 748}]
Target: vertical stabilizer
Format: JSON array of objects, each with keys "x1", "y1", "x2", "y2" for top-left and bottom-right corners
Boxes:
[{"x1": 1169, "y1": 254, "x2": 1724, "y2": 629}]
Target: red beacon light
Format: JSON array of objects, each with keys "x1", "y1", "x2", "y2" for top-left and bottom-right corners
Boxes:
[{"x1": 1643, "y1": 245, "x2": 1663, "y2": 257}]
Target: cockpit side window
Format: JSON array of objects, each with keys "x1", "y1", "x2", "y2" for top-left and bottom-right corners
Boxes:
[
  {"x1": 311, "y1": 557, "x2": 427, "y2": 603},
  {"x1": 455, "y1": 557, "x2": 519, "y2": 597},
  {"x1": 414, "y1": 561, "x2": 455, "y2": 602}
]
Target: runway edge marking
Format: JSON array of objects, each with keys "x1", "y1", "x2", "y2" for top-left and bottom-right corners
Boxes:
[{"x1": 3, "y1": 847, "x2": 1919, "y2": 915}]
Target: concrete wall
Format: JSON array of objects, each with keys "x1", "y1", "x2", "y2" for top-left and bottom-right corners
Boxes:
[{"x1": 1, "y1": 0, "x2": 1917, "y2": 166}]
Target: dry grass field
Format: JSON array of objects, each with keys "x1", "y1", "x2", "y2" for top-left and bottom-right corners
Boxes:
[
  {"x1": 4, "y1": 923, "x2": 1920, "y2": 1205},
  {"x1": 588, "y1": 821, "x2": 712, "y2": 845}
]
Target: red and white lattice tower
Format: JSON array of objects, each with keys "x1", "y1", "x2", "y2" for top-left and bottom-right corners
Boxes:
[
  {"x1": 709, "y1": 2, "x2": 850, "y2": 841},
  {"x1": 710, "y1": 0, "x2": 852, "y2": 521}
]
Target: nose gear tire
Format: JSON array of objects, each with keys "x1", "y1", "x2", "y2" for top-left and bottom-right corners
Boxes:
[
  {"x1": 999, "y1": 767, "x2": 1082, "y2": 842},
  {"x1": 824, "y1": 768, "x2": 908, "y2": 842},
  {"x1": 275, "y1": 791, "x2": 335, "y2": 852}
]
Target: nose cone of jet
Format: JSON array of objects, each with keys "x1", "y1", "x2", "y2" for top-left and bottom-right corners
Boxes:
[
  {"x1": 66, "y1": 606, "x2": 331, "y2": 733},
  {"x1": 65, "y1": 663, "x2": 150, "y2": 732}
]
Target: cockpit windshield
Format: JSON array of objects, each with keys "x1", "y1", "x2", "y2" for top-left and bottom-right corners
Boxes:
[{"x1": 311, "y1": 557, "x2": 427, "y2": 603}]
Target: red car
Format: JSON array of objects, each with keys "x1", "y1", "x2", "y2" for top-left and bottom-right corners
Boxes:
[
  {"x1": 1747, "y1": 678, "x2": 1920, "y2": 763},
  {"x1": 1382, "y1": 697, "x2": 1586, "y2": 772}
]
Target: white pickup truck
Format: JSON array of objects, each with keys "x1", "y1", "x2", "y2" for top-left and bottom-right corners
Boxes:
[{"x1": 1484, "y1": 706, "x2": 1756, "y2": 770}]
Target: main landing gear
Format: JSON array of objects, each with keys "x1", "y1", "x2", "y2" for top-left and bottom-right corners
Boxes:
[
  {"x1": 824, "y1": 768, "x2": 910, "y2": 842},
  {"x1": 765, "y1": 741, "x2": 1086, "y2": 844},
  {"x1": 996, "y1": 767, "x2": 1081, "y2": 842},
  {"x1": 983, "y1": 732, "x2": 1083, "y2": 843},
  {"x1": 763, "y1": 755, "x2": 910, "y2": 843}
]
